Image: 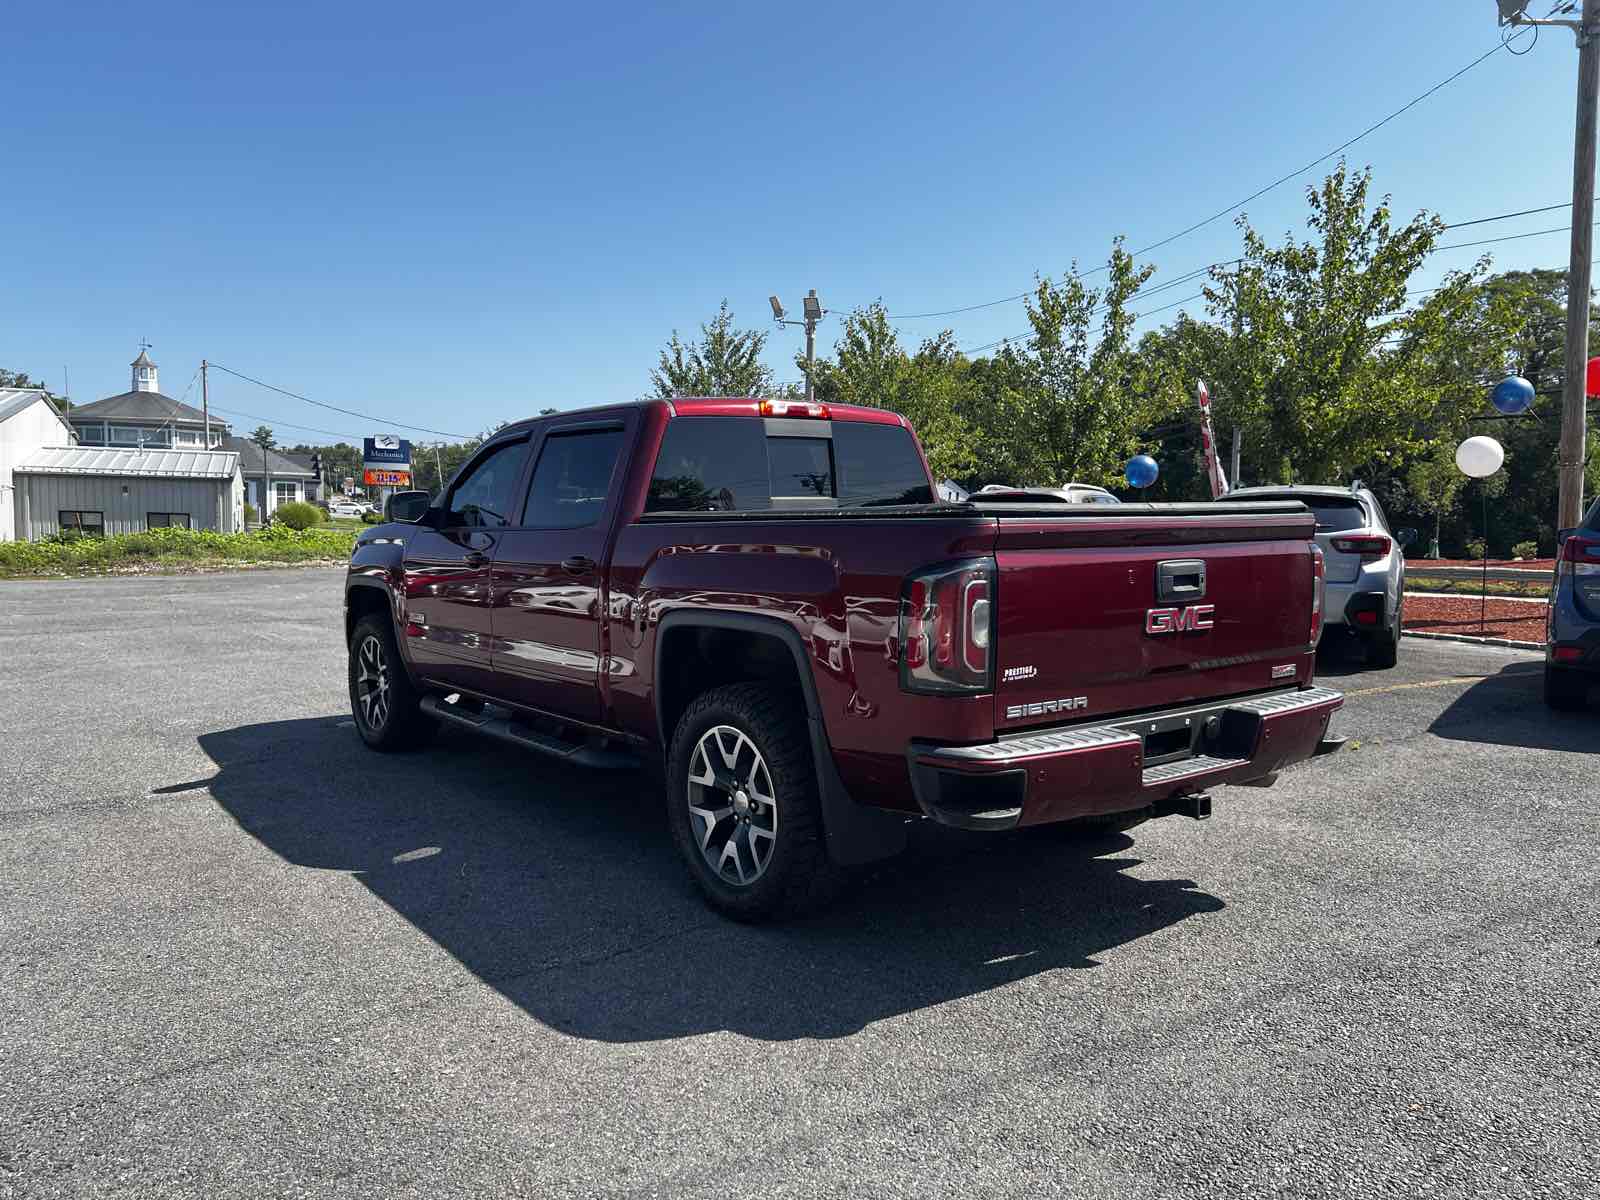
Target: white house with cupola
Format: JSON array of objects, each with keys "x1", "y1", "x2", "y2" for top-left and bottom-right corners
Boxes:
[{"x1": 66, "y1": 348, "x2": 316, "y2": 516}]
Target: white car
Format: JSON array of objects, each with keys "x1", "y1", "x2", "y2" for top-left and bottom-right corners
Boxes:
[
  {"x1": 977, "y1": 482, "x2": 1121, "y2": 504},
  {"x1": 328, "y1": 500, "x2": 365, "y2": 519},
  {"x1": 1220, "y1": 482, "x2": 1406, "y2": 668}
]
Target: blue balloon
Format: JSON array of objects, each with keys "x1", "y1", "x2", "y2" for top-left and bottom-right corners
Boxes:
[
  {"x1": 1491, "y1": 375, "x2": 1534, "y2": 415},
  {"x1": 1125, "y1": 454, "x2": 1159, "y2": 489}
]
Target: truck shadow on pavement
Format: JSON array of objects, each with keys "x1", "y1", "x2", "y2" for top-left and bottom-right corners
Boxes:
[
  {"x1": 1428, "y1": 659, "x2": 1596, "y2": 750},
  {"x1": 192, "y1": 716, "x2": 1225, "y2": 1043}
]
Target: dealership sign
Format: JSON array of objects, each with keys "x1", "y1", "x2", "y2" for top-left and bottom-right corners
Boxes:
[{"x1": 362, "y1": 434, "x2": 412, "y2": 487}]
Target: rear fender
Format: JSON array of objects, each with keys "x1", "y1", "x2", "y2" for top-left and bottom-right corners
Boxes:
[{"x1": 654, "y1": 609, "x2": 908, "y2": 866}]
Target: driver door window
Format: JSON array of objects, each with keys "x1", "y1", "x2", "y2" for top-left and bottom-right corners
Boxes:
[{"x1": 446, "y1": 439, "x2": 531, "y2": 528}]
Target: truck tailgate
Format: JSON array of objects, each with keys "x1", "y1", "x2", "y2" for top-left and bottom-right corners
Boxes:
[{"x1": 990, "y1": 505, "x2": 1318, "y2": 731}]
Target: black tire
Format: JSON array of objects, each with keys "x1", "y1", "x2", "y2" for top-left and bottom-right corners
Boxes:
[
  {"x1": 1364, "y1": 596, "x2": 1401, "y2": 669},
  {"x1": 348, "y1": 613, "x2": 435, "y2": 751},
  {"x1": 665, "y1": 682, "x2": 839, "y2": 921},
  {"x1": 1544, "y1": 664, "x2": 1591, "y2": 712}
]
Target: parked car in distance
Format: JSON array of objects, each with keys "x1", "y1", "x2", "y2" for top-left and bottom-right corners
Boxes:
[
  {"x1": 977, "y1": 482, "x2": 1121, "y2": 504},
  {"x1": 328, "y1": 500, "x2": 365, "y2": 519},
  {"x1": 345, "y1": 397, "x2": 1343, "y2": 919},
  {"x1": 1220, "y1": 482, "x2": 1406, "y2": 668},
  {"x1": 1546, "y1": 497, "x2": 1600, "y2": 710}
]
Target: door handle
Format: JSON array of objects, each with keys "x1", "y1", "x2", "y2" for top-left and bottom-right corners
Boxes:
[
  {"x1": 464, "y1": 551, "x2": 489, "y2": 568},
  {"x1": 562, "y1": 555, "x2": 596, "y2": 574}
]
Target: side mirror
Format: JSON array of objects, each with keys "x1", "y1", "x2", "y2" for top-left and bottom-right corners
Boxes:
[{"x1": 384, "y1": 490, "x2": 432, "y2": 523}]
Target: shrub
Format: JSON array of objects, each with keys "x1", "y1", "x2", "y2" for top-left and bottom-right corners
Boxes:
[
  {"x1": 274, "y1": 500, "x2": 323, "y2": 531},
  {"x1": 0, "y1": 523, "x2": 358, "y2": 578},
  {"x1": 244, "y1": 502, "x2": 258, "y2": 524},
  {"x1": 361, "y1": 510, "x2": 381, "y2": 524},
  {"x1": 1511, "y1": 540, "x2": 1538, "y2": 561},
  {"x1": 1465, "y1": 538, "x2": 1486, "y2": 559}
]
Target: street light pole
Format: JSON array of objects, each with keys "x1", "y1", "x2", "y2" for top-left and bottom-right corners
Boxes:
[{"x1": 770, "y1": 290, "x2": 827, "y2": 403}]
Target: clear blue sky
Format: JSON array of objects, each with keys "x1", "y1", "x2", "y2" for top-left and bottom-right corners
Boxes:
[{"x1": 0, "y1": 0, "x2": 1587, "y2": 444}]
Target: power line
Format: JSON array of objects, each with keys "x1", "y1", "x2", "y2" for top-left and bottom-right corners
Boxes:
[
  {"x1": 961, "y1": 289, "x2": 1210, "y2": 356},
  {"x1": 1121, "y1": 43, "x2": 1514, "y2": 264},
  {"x1": 1442, "y1": 199, "x2": 1577, "y2": 230},
  {"x1": 1430, "y1": 218, "x2": 1600, "y2": 253},
  {"x1": 955, "y1": 216, "x2": 1600, "y2": 356},
  {"x1": 205, "y1": 402, "x2": 364, "y2": 442},
  {"x1": 897, "y1": 199, "x2": 1590, "y2": 332},
  {"x1": 207, "y1": 361, "x2": 472, "y2": 439},
  {"x1": 884, "y1": 37, "x2": 1525, "y2": 323}
]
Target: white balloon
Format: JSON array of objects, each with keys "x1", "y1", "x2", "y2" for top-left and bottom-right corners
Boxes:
[{"x1": 1454, "y1": 435, "x2": 1504, "y2": 478}]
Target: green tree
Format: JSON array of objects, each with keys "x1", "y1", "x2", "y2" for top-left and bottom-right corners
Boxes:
[
  {"x1": 651, "y1": 301, "x2": 772, "y2": 397},
  {"x1": 249, "y1": 425, "x2": 276, "y2": 451},
  {"x1": 1202, "y1": 163, "x2": 1505, "y2": 484},
  {"x1": 981, "y1": 239, "x2": 1174, "y2": 488},
  {"x1": 1402, "y1": 441, "x2": 1471, "y2": 558},
  {"x1": 809, "y1": 303, "x2": 980, "y2": 481}
]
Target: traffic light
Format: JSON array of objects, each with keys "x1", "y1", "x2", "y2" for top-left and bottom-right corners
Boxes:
[{"x1": 311, "y1": 453, "x2": 323, "y2": 476}]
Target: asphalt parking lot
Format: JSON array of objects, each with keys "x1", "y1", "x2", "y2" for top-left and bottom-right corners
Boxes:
[{"x1": 2, "y1": 569, "x2": 1597, "y2": 1199}]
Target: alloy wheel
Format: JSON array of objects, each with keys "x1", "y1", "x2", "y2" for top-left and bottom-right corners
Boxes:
[
  {"x1": 355, "y1": 634, "x2": 391, "y2": 732},
  {"x1": 686, "y1": 724, "x2": 779, "y2": 886}
]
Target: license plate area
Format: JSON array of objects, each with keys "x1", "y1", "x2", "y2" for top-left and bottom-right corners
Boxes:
[
  {"x1": 1114, "y1": 703, "x2": 1264, "y2": 766},
  {"x1": 1128, "y1": 712, "x2": 1201, "y2": 766}
]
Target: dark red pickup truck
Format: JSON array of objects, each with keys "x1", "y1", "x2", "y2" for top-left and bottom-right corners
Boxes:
[{"x1": 345, "y1": 397, "x2": 1343, "y2": 919}]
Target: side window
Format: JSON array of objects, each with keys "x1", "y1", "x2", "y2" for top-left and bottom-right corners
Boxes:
[
  {"x1": 646, "y1": 417, "x2": 771, "y2": 512},
  {"x1": 59, "y1": 511, "x2": 105, "y2": 537},
  {"x1": 1365, "y1": 492, "x2": 1392, "y2": 533},
  {"x1": 522, "y1": 428, "x2": 626, "y2": 528},
  {"x1": 445, "y1": 439, "x2": 530, "y2": 528}
]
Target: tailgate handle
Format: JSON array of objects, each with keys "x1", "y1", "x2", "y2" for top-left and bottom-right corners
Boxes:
[{"x1": 1156, "y1": 559, "x2": 1206, "y2": 603}]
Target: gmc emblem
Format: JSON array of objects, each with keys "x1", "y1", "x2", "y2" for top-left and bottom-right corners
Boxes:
[{"x1": 1146, "y1": 604, "x2": 1216, "y2": 634}]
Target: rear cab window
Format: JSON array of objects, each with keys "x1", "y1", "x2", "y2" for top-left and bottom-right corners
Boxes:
[{"x1": 645, "y1": 415, "x2": 933, "y2": 513}]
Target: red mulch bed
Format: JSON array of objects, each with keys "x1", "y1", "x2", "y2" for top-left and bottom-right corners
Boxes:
[
  {"x1": 1407, "y1": 557, "x2": 1554, "y2": 572},
  {"x1": 1403, "y1": 594, "x2": 1548, "y2": 643}
]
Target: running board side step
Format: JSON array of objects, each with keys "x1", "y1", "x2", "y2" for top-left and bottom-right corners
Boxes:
[{"x1": 420, "y1": 694, "x2": 638, "y2": 770}]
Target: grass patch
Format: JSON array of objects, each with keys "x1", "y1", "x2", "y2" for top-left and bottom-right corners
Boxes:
[
  {"x1": 1407, "y1": 573, "x2": 1550, "y2": 599},
  {"x1": 0, "y1": 524, "x2": 357, "y2": 579}
]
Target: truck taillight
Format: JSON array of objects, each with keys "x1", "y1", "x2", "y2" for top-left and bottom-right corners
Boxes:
[
  {"x1": 1310, "y1": 543, "x2": 1325, "y2": 645},
  {"x1": 1330, "y1": 534, "x2": 1391, "y2": 562},
  {"x1": 900, "y1": 558, "x2": 994, "y2": 694}
]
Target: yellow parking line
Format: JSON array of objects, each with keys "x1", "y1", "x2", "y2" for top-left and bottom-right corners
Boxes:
[{"x1": 1344, "y1": 675, "x2": 1494, "y2": 698}]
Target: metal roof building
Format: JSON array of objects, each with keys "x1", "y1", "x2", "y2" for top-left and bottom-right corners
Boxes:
[{"x1": 11, "y1": 445, "x2": 245, "y2": 539}]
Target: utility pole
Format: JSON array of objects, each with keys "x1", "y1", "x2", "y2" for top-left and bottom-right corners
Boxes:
[
  {"x1": 770, "y1": 290, "x2": 827, "y2": 403},
  {"x1": 1502, "y1": 0, "x2": 1598, "y2": 528},
  {"x1": 201, "y1": 360, "x2": 212, "y2": 449},
  {"x1": 433, "y1": 443, "x2": 445, "y2": 494},
  {"x1": 1564, "y1": 0, "x2": 1600, "y2": 529}
]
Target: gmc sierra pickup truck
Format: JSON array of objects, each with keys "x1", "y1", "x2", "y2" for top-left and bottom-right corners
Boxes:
[{"x1": 345, "y1": 397, "x2": 1343, "y2": 919}]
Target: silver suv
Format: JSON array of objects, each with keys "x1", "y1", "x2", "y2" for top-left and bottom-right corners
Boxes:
[{"x1": 1220, "y1": 483, "x2": 1406, "y2": 668}]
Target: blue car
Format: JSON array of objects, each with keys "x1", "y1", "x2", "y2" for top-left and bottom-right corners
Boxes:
[{"x1": 1546, "y1": 498, "x2": 1600, "y2": 710}]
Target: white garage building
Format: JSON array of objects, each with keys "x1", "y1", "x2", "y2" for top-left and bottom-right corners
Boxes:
[
  {"x1": 11, "y1": 446, "x2": 245, "y2": 539},
  {"x1": 0, "y1": 388, "x2": 77, "y2": 541}
]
